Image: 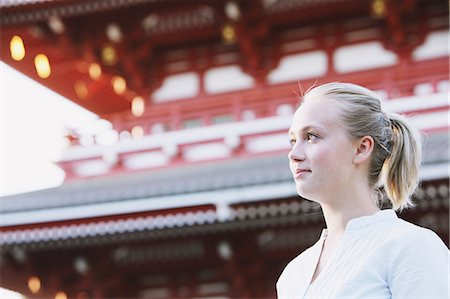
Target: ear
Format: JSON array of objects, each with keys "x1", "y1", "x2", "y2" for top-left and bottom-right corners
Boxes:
[{"x1": 353, "y1": 135, "x2": 374, "y2": 165}]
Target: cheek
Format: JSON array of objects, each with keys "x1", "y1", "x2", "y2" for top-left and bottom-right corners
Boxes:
[
  {"x1": 310, "y1": 145, "x2": 348, "y2": 173},
  {"x1": 311, "y1": 146, "x2": 334, "y2": 164}
]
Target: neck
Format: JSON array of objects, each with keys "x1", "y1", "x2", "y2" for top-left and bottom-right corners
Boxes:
[{"x1": 319, "y1": 186, "x2": 380, "y2": 238}]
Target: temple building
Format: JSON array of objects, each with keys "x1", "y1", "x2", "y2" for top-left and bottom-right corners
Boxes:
[{"x1": 0, "y1": 0, "x2": 448, "y2": 298}]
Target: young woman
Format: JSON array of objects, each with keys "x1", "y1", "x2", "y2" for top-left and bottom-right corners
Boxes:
[{"x1": 277, "y1": 82, "x2": 449, "y2": 298}]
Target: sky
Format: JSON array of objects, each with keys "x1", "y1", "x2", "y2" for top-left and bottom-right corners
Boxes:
[{"x1": 0, "y1": 61, "x2": 102, "y2": 196}]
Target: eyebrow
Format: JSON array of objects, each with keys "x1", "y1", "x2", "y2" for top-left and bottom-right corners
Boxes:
[{"x1": 288, "y1": 125, "x2": 325, "y2": 136}]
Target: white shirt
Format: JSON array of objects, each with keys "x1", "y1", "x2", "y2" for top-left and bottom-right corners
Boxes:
[{"x1": 276, "y1": 209, "x2": 450, "y2": 299}]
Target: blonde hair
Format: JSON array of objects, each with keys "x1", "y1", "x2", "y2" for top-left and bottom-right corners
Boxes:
[{"x1": 303, "y1": 82, "x2": 422, "y2": 211}]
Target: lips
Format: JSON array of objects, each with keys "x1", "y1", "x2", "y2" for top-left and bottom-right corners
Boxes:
[{"x1": 294, "y1": 168, "x2": 311, "y2": 178}]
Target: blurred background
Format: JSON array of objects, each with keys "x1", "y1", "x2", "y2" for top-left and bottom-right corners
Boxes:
[{"x1": 0, "y1": 0, "x2": 448, "y2": 298}]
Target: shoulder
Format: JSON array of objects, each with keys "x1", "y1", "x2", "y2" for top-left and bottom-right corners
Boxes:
[
  {"x1": 389, "y1": 217, "x2": 447, "y2": 250},
  {"x1": 385, "y1": 217, "x2": 449, "y2": 268},
  {"x1": 386, "y1": 218, "x2": 450, "y2": 297}
]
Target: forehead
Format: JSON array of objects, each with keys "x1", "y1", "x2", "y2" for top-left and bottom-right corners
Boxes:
[{"x1": 290, "y1": 96, "x2": 341, "y2": 133}]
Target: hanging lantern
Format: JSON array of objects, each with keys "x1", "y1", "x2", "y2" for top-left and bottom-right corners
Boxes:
[
  {"x1": 225, "y1": 1, "x2": 241, "y2": 21},
  {"x1": 102, "y1": 45, "x2": 117, "y2": 65},
  {"x1": 106, "y1": 23, "x2": 122, "y2": 43},
  {"x1": 89, "y1": 63, "x2": 102, "y2": 80},
  {"x1": 48, "y1": 16, "x2": 65, "y2": 34},
  {"x1": 34, "y1": 54, "x2": 51, "y2": 78},
  {"x1": 10, "y1": 35, "x2": 25, "y2": 61},
  {"x1": 371, "y1": 0, "x2": 387, "y2": 18},
  {"x1": 54, "y1": 292, "x2": 67, "y2": 299},
  {"x1": 222, "y1": 23, "x2": 236, "y2": 45},
  {"x1": 74, "y1": 80, "x2": 88, "y2": 99},
  {"x1": 131, "y1": 96, "x2": 145, "y2": 117},
  {"x1": 28, "y1": 276, "x2": 41, "y2": 294},
  {"x1": 111, "y1": 76, "x2": 126, "y2": 95}
]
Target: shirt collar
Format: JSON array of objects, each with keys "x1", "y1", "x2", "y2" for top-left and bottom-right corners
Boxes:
[
  {"x1": 345, "y1": 209, "x2": 397, "y2": 231},
  {"x1": 320, "y1": 209, "x2": 397, "y2": 239}
]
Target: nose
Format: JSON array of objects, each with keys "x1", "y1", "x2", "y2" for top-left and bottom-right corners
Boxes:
[{"x1": 288, "y1": 142, "x2": 305, "y2": 162}]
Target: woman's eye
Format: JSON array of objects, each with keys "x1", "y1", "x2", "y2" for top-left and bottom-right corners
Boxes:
[
  {"x1": 289, "y1": 138, "x2": 296, "y2": 147},
  {"x1": 306, "y1": 133, "x2": 318, "y2": 142}
]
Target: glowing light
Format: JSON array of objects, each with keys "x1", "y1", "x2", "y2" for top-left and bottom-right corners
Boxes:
[
  {"x1": 73, "y1": 256, "x2": 89, "y2": 275},
  {"x1": 371, "y1": 0, "x2": 387, "y2": 18},
  {"x1": 55, "y1": 292, "x2": 67, "y2": 299},
  {"x1": 141, "y1": 14, "x2": 159, "y2": 31},
  {"x1": 225, "y1": 1, "x2": 241, "y2": 21},
  {"x1": 106, "y1": 23, "x2": 122, "y2": 43},
  {"x1": 88, "y1": 63, "x2": 102, "y2": 80},
  {"x1": 111, "y1": 76, "x2": 126, "y2": 95},
  {"x1": 34, "y1": 54, "x2": 51, "y2": 78},
  {"x1": 74, "y1": 81, "x2": 88, "y2": 99},
  {"x1": 10, "y1": 35, "x2": 25, "y2": 61},
  {"x1": 28, "y1": 277, "x2": 41, "y2": 294},
  {"x1": 102, "y1": 46, "x2": 117, "y2": 66},
  {"x1": 48, "y1": 16, "x2": 65, "y2": 34},
  {"x1": 131, "y1": 126, "x2": 144, "y2": 139},
  {"x1": 131, "y1": 96, "x2": 145, "y2": 117},
  {"x1": 222, "y1": 24, "x2": 236, "y2": 45}
]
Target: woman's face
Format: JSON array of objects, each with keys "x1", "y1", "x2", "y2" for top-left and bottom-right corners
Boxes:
[{"x1": 288, "y1": 96, "x2": 356, "y2": 203}]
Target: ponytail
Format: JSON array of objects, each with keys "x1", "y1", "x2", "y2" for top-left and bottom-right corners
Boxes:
[{"x1": 382, "y1": 113, "x2": 422, "y2": 210}]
